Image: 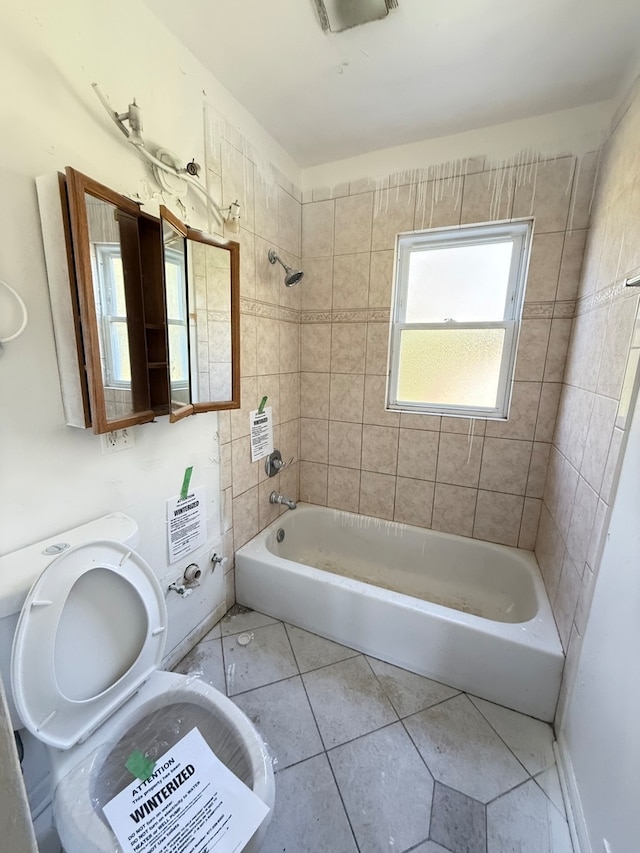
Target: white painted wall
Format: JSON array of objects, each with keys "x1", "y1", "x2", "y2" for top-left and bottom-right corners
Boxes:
[
  {"x1": 559, "y1": 389, "x2": 640, "y2": 852},
  {"x1": 0, "y1": 0, "x2": 298, "y2": 652}
]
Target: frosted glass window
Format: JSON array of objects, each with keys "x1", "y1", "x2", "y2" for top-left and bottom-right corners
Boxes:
[
  {"x1": 387, "y1": 221, "x2": 532, "y2": 419},
  {"x1": 397, "y1": 328, "x2": 506, "y2": 409}
]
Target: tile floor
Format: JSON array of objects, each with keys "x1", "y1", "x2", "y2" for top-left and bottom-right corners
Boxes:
[{"x1": 174, "y1": 606, "x2": 573, "y2": 853}]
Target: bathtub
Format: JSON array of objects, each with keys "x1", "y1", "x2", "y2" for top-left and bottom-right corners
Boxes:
[{"x1": 236, "y1": 504, "x2": 564, "y2": 722}]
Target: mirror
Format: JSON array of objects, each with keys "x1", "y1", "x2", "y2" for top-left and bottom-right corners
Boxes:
[
  {"x1": 160, "y1": 206, "x2": 240, "y2": 415},
  {"x1": 57, "y1": 169, "x2": 240, "y2": 434}
]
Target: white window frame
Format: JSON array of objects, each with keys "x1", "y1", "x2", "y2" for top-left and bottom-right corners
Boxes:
[{"x1": 386, "y1": 220, "x2": 533, "y2": 420}]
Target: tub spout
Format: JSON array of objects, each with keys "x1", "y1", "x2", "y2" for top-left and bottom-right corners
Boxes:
[{"x1": 269, "y1": 491, "x2": 297, "y2": 510}]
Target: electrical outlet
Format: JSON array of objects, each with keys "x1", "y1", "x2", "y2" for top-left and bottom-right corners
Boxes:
[{"x1": 100, "y1": 428, "x2": 135, "y2": 454}]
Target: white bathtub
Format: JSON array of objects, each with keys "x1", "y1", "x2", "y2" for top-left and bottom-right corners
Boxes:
[{"x1": 236, "y1": 504, "x2": 564, "y2": 721}]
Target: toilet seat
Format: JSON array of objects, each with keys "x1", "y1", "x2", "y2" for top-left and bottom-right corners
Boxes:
[{"x1": 11, "y1": 539, "x2": 167, "y2": 750}]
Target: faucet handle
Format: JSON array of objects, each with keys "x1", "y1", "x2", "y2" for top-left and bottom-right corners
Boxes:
[{"x1": 265, "y1": 449, "x2": 295, "y2": 477}]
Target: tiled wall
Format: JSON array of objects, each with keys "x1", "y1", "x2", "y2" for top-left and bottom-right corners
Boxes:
[
  {"x1": 298, "y1": 154, "x2": 597, "y2": 552},
  {"x1": 536, "y1": 81, "x2": 640, "y2": 666},
  {"x1": 209, "y1": 133, "x2": 303, "y2": 567}
]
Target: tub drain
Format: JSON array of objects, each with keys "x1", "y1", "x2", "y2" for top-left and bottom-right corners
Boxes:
[{"x1": 276, "y1": 528, "x2": 285, "y2": 543}]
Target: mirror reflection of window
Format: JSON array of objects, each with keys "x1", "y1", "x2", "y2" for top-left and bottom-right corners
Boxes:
[
  {"x1": 164, "y1": 248, "x2": 189, "y2": 389},
  {"x1": 94, "y1": 244, "x2": 131, "y2": 387}
]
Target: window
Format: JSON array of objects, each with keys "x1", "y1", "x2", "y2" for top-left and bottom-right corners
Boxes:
[{"x1": 387, "y1": 220, "x2": 532, "y2": 419}]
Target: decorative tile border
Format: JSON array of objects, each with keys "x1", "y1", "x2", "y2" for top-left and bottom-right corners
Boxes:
[
  {"x1": 301, "y1": 308, "x2": 391, "y2": 324},
  {"x1": 574, "y1": 277, "x2": 636, "y2": 317},
  {"x1": 240, "y1": 298, "x2": 299, "y2": 323}
]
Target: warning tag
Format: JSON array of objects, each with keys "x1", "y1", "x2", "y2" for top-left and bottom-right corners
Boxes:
[
  {"x1": 103, "y1": 727, "x2": 269, "y2": 853},
  {"x1": 249, "y1": 405, "x2": 273, "y2": 462},
  {"x1": 166, "y1": 486, "x2": 207, "y2": 564}
]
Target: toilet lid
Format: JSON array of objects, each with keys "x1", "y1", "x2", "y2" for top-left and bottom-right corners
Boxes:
[{"x1": 11, "y1": 540, "x2": 167, "y2": 750}]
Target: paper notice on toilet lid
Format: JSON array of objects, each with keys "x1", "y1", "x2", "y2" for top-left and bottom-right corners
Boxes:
[{"x1": 102, "y1": 727, "x2": 269, "y2": 853}]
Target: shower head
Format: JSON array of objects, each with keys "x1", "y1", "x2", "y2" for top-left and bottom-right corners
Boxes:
[{"x1": 268, "y1": 249, "x2": 304, "y2": 287}]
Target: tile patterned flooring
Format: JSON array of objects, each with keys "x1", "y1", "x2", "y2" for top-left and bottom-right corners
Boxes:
[{"x1": 174, "y1": 607, "x2": 573, "y2": 853}]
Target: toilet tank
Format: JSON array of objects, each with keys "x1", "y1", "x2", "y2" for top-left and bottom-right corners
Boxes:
[{"x1": 0, "y1": 513, "x2": 140, "y2": 729}]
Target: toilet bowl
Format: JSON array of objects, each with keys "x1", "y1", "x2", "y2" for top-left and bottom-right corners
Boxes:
[{"x1": 0, "y1": 514, "x2": 275, "y2": 853}]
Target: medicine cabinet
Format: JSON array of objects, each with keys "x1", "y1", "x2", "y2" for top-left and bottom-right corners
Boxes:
[{"x1": 37, "y1": 168, "x2": 240, "y2": 434}]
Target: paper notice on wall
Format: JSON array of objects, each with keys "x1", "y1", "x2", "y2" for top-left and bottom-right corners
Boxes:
[
  {"x1": 166, "y1": 485, "x2": 207, "y2": 564},
  {"x1": 103, "y1": 727, "x2": 269, "y2": 853},
  {"x1": 250, "y1": 405, "x2": 273, "y2": 462}
]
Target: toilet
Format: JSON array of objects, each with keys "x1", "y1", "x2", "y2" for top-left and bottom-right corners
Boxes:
[{"x1": 0, "y1": 513, "x2": 275, "y2": 853}]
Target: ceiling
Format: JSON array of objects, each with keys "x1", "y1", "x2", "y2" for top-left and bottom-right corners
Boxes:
[{"x1": 145, "y1": 0, "x2": 640, "y2": 167}]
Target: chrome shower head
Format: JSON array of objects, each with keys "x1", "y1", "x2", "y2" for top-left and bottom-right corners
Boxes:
[{"x1": 268, "y1": 249, "x2": 304, "y2": 287}]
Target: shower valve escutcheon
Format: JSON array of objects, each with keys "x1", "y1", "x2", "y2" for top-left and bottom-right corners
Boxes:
[{"x1": 265, "y1": 449, "x2": 294, "y2": 478}]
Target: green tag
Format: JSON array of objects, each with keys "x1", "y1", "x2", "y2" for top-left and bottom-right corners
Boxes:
[
  {"x1": 258, "y1": 396, "x2": 268, "y2": 415},
  {"x1": 180, "y1": 466, "x2": 193, "y2": 500},
  {"x1": 125, "y1": 750, "x2": 156, "y2": 781}
]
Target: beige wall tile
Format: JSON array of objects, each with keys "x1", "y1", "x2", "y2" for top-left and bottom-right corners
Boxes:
[
  {"x1": 436, "y1": 432, "x2": 483, "y2": 487},
  {"x1": 240, "y1": 313, "x2": 257, "y2": 377},
  {"x1": 554, "y1": 384, "x2": 593, "y2": 471},
  {"x1": 230, "y1": 376, "x2": 257, "y2": 439},
  {"x1": 515, "y1": 320, "x2": 551, "y2": 382},
  {"x1": 461, "y1": 167, "x2": 515, "y2": 224},
  {"x1": 368, "y1": 250, "x2": 394, "y2": 308},
  {"x1": 563, "y1": 305, "x2": 606, "y2": 392},
  {"x1": 238, "y1": 228, "x2": 256, "y2": 300},
  {"x1": 397, "y1": 428, "x2": 438, "y2": 481},
  {"x1": 440, "y1": 417, "x2": 486, "y2": 435},
  {"x1": 394, "y1": 477, "x2": 435, "y2": 528},
  {"x1": 328, "y1": 466, "x2": 361, "y2": 512},
  {"x1": 278, "y1": 187, "x2": 301, "y2": 256},
  {"x1": 256, "y1": 373, "x2": 280, "y2": 426},
  {"x1": 596, "y1": 294, "x2": 639, "y2": 399},
  {"x1": 299, "y1": 461, "x2": 328, "y2": 505},
  {"x1": 300, "y1": 417, "x2": 329, "y2": 464},
  {"x1": 256, "y1": 317, "x2": 280, "y2": 375},
  {"x1": 479, "y1": 437, "x2": 532, "y2": 495},
  {"x1": 258, "y1": 477, "x2": 281, "y2": 529},
  {"x1": 300, "y1": 372, "x2": 330, "y2": 419},
  {"x1": 302, "y1": 199, "x2": 335, "y2": 258},
  {"x1": 361, "y1": 424, "x2": 399, "y2": 475},
  {"x1": 553, "y1": 551, "x2": 582, "y2": 651},
  {"x1": 600, "y1": 426, "x2": 624, "y2": 504},
  {"x1": 400, "y1": 412, "x2": 442, "y2": 431},
  {"x1": 332, "y1": 253, "x2": 370, "y2": 310},
  {"x1": 280, "y1": 419, "x2": 300, "y2": 462},
  {"x1": 544, "y1": 319, "x2": 572, "y2": 382},
  {"x1": 232, "y1": 486, "x2": 259, "y2": 548},
  {"x1": 335, "y1": 193, "x2": 373, "y2": 255},
  {"x1": 513, "y1": 157, "x2": 575, "y2": 233},
  {"x1": 566, "y1": 476, "x2": 599, "y2": 569},
  {"x1": 568, "y1": 151, "x2": 599, "y2": 231},
  {"x1": 519, "y1": 498, "x2": 542, "y2": 550},
  {"x1": 279, "y1": 462, "x2": 299, "y2": 506},
  {"x1": 254, "y1": 173, "x2": 279, "y2": 245},
  {"x1": 359, "y1": 471, "x2": 395, "y2": 520},
  {"x1": 255, "y1": 235, "x2": 280, "y2": 304},
  {"x1": 414, "y1": 178, "x2": 463, "y2": 230},
  {"x1": 279, "y1": 320, "x2": 300, "y2": 374},
  {"x1": 432, "y1": 483, "x2": 477, "y2": 537},
  {"x1": 365, "y1": 322, "x2": 391, "y2": 374},
  {"x1": 218, "y1": 410, "x2": 231, "y2": 445},
  {"x1": 279, "y1": 372, "x2": 300, "y2": 422},
  {"x1": 535, "y1": 382, "x2": 562, "y2": 442},
  {"x1": 232, "y1": 436, "x2": 258, "y2": 497},
  {"x1": 330, "y1": 373, "x2": 365, "y2": 423},
  {"x1": 535, "y1": 505, "x2": 565, "y2": 601},
  {"x1": 371, "y1": 185, "x2": 415, "y2": 250},
  {"x1": 301, "y1": 257, "x2": 333, "y2": 310},
  {"x1": 525, "y1": 233, "x2": 563, "y2": 302},
  {"x1": 580, "y1": 394, "x2": 618, "y2": 492},
  {"x1": 574, "y1": 563, "x2": 597, "y2": 638},
  {"x1": 557, "y1": 230, "x2": 588, "y2": 301},
  {"x1": 485, "y1": 381, "x2": 541, "y2": 441},
  {"x1": 527, "y1": 442, "x2": 551, "y2": 498},
  {"x1": 331, "y1": 323, "x2": 367, "y2": 373},
  {"x1": 301, "y1": 323, "x2": 332, "y2": 372},
  {"x1": 222, "y1": 140, "x2": 255, "y2": 232},
  {"x1": 329, "y1": 420, "x2": 363, "y2": 469},
  {"x1": 363, "y1": 374, "x2": 400, "y2": 427},
  {"x1": 473, "y1": 491, "x2": 524, "y2": 547}
]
